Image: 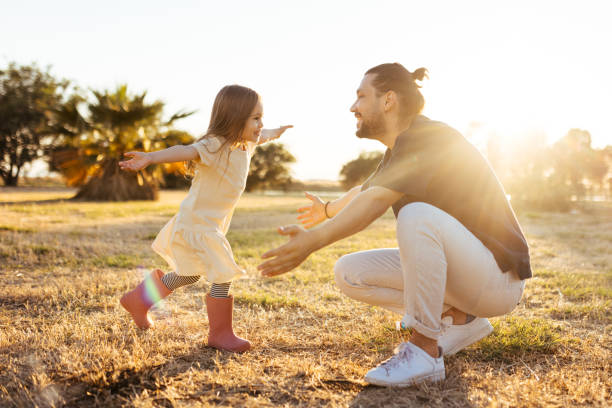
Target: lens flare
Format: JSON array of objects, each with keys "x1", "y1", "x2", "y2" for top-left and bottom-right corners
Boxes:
[
  {"x1": 143, "y1": 270, "x2": 163, "y2": 304},
  {"x1": 136, "y1": 266, "x2": 169, "y2": 319}
]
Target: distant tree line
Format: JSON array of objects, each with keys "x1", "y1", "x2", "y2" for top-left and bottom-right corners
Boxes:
[
  {"x1": 3, "y1": 62, "x2": 610, "y2": 209},
  {"x1": 487, "y1": 129, "x2": 611, "y2": 211},
  {"x1": 0, "y1": 62, "x2": 295, "y2": 200}
]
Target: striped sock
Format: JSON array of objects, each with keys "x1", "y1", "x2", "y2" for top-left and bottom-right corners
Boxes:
[
  {"x1": 210, "y1": 282, "x2": 231, "y2": 298},
  {"x1": 161, "y1": 272, "x2": 201, "y2": 291}
]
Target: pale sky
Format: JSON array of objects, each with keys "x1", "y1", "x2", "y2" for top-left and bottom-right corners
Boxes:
[{"x1": 3, "y1": 0, "x2": 611, "y2": 180}]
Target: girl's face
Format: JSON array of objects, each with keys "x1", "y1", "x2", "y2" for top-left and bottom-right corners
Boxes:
[{"x1": 241, "y1": 100, "x2": 264, "y2": 143}]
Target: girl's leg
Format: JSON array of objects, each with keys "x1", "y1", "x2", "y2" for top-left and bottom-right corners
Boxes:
[
  {"x1": 210, "y1": 282, "x2": 231, "y2": 298},
  {"x1": 161, "y1": 272, "x2": 201, "y2": 290},
  {"x1": 205, "y1": 280, "x2": 250, "y2": 352},
  {"x1": 159, "y1": 273, "x2": 231, "y2": 298},
  {"x1": 120, "y1": 269, "x2": 172, "y2": 329}
]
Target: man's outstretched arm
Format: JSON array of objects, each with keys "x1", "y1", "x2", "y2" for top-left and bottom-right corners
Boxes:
[{"x1": 258, "y1": 186, "x2": 403, "y2": 276}]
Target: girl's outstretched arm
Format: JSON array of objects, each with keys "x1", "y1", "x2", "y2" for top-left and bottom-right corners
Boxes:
[
  {"x1": 119, "y1": 145, "x2": 199, "y2": 171},
  {"x1": 258, "y1": 125, "x2": 293, "y2": 145}
]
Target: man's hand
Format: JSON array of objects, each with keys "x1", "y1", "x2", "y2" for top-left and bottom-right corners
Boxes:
[
  {"x1": 258, "y1": 225, "x2": 317, "y2": 277},
  {"x1": 119, "y1": 151, "x2": 152, "y2": 171},
  {"x1": 260, "y1": 186, "x2": 401, "y2": 278},
  {"x1": 259, "y1": 125, "x2": 293, "y2": 144},
  {"x1": 297, "y1": 192, "x2": 327, "y2": 228}
]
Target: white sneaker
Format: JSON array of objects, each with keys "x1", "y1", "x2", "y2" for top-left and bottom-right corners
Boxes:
[
  {"x1": 364, "y1": 342, "x2": 445, "y2": 387},
  {"x1": 438, "y1": 316, "x2": 494, "y2": 356}
]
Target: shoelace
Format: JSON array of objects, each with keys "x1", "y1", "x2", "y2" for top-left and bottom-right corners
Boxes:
[{"x1": 381, "y1": 343, "x2": 414, "y2": 375}]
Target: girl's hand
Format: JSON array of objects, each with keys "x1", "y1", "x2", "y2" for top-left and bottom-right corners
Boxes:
[
  {"x1": 260, "y1": 125, "x2": 293, "y2": 143},
  {"x1": 297, "y1": 192, "x2": 327, "y2": 228},
  {"x1": 119, "y1": 151, "x2": 152, "y2": 171}
]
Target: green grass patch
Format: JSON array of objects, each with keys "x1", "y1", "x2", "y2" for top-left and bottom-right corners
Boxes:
[
  {"x1": 92, "y1": 254, "x2": 142, "y2": 268},
  {"x1": 7, "y1": 201, "x2": 180, "y2": 219},
  {"x1": 31, "y1": 245, "x2": 52, "y2": 255},
  {"x1": 0, "y1": 225, "x2": 34, "y2": 233},
  {"x1": 532, "y1": 268, "x2": 612, "y2": 301},
  {"x1": 562, "y1": 285, "x2": 612, "y2": 301},
  {"x1": 548, "y1": 301, "x2": 611, "y2": 323},
  {"x1": 227, "y1": 229, "x2": 284, "y2": 248},
  {"x1": 322, "y1": 293, "x2": 342, "y2": 301},
  {"x1": 236, "y1": 292, "x2": 302, "y2": 309},
  {"x1": 534, "y1": 268, "x2": 557, "y2": 279},
  {"x1": 234, "y1": 206, "x2": 301, "y2": 215},
  {"x1": 141, "y1": 233, "x2": 158, "y2": 241},
  {"x1": 474, "y1": 316, "x2": 566, "y2": 362}
]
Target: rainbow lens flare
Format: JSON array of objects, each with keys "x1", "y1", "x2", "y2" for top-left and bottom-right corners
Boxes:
[
  {"x1": 143, "y1": 271, "x2": 163, "y2": 304},
  {"x1": 136, "y1": 266, "x2": 165, "y2": 309}
]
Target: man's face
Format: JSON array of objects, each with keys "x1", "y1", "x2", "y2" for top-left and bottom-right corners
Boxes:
[{"x1": 350, "y1": 74, "x2": 386, "y2": 140}]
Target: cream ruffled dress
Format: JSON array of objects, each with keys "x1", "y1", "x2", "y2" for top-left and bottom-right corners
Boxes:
[{"x1": 152, "y1": 136, "x2": 256, "y2": 283}]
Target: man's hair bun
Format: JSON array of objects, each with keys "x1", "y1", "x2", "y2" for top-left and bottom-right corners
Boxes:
[{"x1": 411, "y1": 67, "x2": 428, "y2": 82}]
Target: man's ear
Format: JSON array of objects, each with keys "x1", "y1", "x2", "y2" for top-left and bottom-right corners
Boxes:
[{"x1": 383, "y1": 91, "x2": 397, "y2": 112}]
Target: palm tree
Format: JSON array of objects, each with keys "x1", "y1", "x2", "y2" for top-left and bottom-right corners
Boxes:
[{"x1": 50, "y1": 85, "x2": 194, "y2": 201}]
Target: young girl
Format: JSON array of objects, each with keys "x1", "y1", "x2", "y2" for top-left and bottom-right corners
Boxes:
[{"x1": 118, "y1": 85, "x2": 292, "y2": 352}]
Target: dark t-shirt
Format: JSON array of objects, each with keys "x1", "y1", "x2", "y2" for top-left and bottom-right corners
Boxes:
[{"x1": 362, "y1": 115, "x2": 532, "y2": 280}]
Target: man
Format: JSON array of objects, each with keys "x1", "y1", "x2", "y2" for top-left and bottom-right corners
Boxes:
[{"x1": 258, "y1": 63, "x2": 530, "y2": 387}]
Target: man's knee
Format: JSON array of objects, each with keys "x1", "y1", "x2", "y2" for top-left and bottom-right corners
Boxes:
[
  {"x1": 334, "y1": 253, "x2": 358, "y2": 292},
  {"x1": 397, "y1": 202, "x2": 440, "y2": 227},
  {"x1": 334, "y1": 254, "x2": 350, "y2": 290},
  {"x1": 396, "y1": 202, "x2": 448, "y2": 242}
]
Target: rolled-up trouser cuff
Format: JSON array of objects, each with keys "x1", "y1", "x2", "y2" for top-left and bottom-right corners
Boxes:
[{"x1": 401, "y1": 313, "x2": 443, "y2": 340}]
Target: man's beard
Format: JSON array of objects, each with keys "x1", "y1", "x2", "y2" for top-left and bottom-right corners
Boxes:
[{"x1": 356, "y1": 114, "x2": 386, "y2": 140}]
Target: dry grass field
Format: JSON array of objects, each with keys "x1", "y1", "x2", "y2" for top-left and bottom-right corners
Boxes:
[{"x1": 0, "y1": 188, "x2": 610, "y2": 407}]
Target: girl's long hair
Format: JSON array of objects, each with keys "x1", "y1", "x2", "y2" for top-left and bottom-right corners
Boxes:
[{"x1": 186, "y1": 84, "x2": 260, "y2": 175}]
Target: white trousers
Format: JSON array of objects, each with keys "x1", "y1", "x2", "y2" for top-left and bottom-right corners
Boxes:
[{"x1": 334, "y1": 202, "x2": 525, "y2": 339}]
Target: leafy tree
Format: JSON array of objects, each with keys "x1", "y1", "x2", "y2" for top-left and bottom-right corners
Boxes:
[
  {"x1": 339, "y1": 151, "x2": 384, "y2": 190},
  {"x1": 549, "y1": 129, "x2": 610, "y2": 200},
  {"x1": 50, "y1": 85, "x2": 193, "y2": 201},
  {"x1": 0, "y1": 63, "x2": 69, "y2": 186},
  {"x1": 487, "y1": 129, "x2": 610, "y2": 211},
  {"x1": 246, "y1": 143, "x2": 295, "y2": 191},
  {"x1": 602, "y1": 146, "x2": 612, "y2": 199},
  {"x1": 490, "y1": 131, "x2": 570, "y2": 211}
]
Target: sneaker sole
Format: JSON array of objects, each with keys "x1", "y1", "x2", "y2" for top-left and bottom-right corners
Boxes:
[
  {"x1": 443, "y1": 319, "x2": 493, "y2": 356},
  {"x1": 365, "y1": 370, "x2": 445, "y2": 387}
]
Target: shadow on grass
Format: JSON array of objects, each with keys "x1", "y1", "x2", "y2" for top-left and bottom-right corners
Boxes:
[
  {"x1": 349, "y1": 379, "x2": 475, "y2": 408},
  {"x1": 0, "y1": 293, "x2": 97, "y2": 313},
  {"x1": 60, "y1": 344, "x2": 361, "y2": 407},
  {"x1": 50, "y1": 345, "x2": 236, "y2": 407}
]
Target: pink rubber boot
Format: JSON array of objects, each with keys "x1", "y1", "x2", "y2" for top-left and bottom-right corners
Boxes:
[
  {"x1": 120, "y1": 269, "x2": 172, "y2": 329},
  {"x1": 205, "y1": 294, "x2": 251, "y2": 352}
]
